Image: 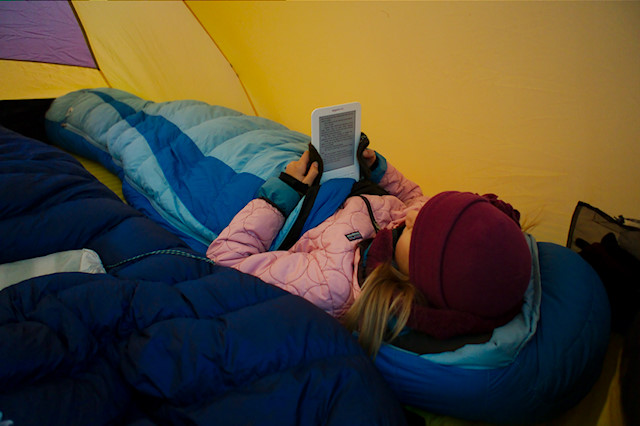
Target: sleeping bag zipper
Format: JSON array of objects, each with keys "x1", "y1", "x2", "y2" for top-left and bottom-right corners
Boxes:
[{"x1": 60, "y1": 121, "x2": 122, "y2": 166}]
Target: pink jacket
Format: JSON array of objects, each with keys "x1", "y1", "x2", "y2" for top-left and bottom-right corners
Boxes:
[{"x1": 206, "y1": 162, "x2": 428, "y2": 317}]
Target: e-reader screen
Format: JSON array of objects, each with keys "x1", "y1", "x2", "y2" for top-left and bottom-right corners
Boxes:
[{"x1": 311, "y1": 102, "x2": 361, "y2": 183}]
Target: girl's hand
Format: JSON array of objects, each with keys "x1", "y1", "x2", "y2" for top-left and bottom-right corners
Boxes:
[
  {"x1": 285, "y1": 150, "x2": 319, "y2": 186},
  {"x1": 362, "y1": 148, "x2": 377, "y2": 169}
]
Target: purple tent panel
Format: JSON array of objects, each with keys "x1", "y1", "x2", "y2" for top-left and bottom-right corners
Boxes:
[{"x1": 0, "y1": 1, "x2": 96, "y2": 69}]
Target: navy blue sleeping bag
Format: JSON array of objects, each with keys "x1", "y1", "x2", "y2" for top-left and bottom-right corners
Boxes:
[{"x1": 0, "y1": 126, "x2": 407, "y2": 426}]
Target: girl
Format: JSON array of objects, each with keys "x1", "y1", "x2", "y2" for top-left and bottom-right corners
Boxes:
[{"x1": 207, "y1": 148, "x2": 532, "y2": 356}]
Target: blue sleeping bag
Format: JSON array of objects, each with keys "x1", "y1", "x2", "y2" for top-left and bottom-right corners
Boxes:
[
  {"x1": 375, "y1": 238, "x2": 611, "y2": 424},
  {"x1": 45, "y1": 88, "x2": 313, "y2": 253},
  {"x1": 0, "y1": 125, "x2": 408, "y2": 426}
]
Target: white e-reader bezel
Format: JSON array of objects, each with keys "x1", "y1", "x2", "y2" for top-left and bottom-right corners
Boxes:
[{"x1": 311, "y1": 102, "x2": 361, "y2": 184}]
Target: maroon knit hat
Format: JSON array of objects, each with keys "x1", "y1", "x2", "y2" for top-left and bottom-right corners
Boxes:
[{"x1": 407, "y1": 191, "x2": 532, "y2": 339}]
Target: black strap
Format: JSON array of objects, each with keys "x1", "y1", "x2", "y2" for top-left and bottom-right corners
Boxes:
[
  {"x1": 279, "y1": 172, "x2": 309, "y2": 196},
  {"x1": 350, "y1": 132, "x2": 387, "y2": 197},
  {"x1": 357, "y1": 132, "x2": 373, "y2": 180},
  {"x1": 306, "y1": 142, "x2": 324, "y2": 187},
  {"x1": 359, "y1": 195, "x2": 380, "y2": 232},
  {"x1": 276, "y1": 185, "x2": 322, "y2": 251}
]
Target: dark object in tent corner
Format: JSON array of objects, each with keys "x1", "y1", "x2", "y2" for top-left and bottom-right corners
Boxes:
[
  {"x1": 567, "y1": 201, "x2": 640, "y2": 426},
  {"x1": 567, "y1": 201, "x2": 640, "y2": 334},
  {"x1": 0, "y1": 98, "x2": 54, "y2": 143},
  {"x1": 567, "y1": 201, "x2": 640, "y2": 333}
]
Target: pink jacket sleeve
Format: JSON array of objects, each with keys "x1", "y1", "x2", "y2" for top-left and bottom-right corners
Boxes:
[
  {"x1": 206, "y1": 199, "x2": 284, "y2": 262},
  {"x1": 206, "y1": 198, "x2": 358, "y2": 317}
]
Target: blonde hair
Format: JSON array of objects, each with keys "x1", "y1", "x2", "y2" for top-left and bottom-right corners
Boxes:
[{"x1": 342, "y1": 262, "x2": 416, "y2": 357}]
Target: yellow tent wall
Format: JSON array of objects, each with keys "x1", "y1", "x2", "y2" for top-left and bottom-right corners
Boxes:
[
  {"x1": 1, "y1": 1, "x2": 254, "y2": 115},
  {"x1": 191, "y1": 1, "x2": 640, "y2": 245},
  {"x1": 72, "y1": 1, "x2": 253, "y2": 115},
  {"x1": 1, "y1": 0, "x2": 638, "y2": 245}
]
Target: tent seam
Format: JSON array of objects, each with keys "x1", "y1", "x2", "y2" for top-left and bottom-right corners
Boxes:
[{"x1": 182, "y1": 0, "x2": 258, "y2": 117}]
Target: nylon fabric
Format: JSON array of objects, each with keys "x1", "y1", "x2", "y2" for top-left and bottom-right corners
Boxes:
[
  {"x1": 45, "y1": 88, "x2": 310, "y2": 252},
  {"x1": 0, "y1": 2, "x2": 95, "y2": 68}
]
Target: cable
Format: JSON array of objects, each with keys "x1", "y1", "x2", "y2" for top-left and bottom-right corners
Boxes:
[{"x1": 105, "y1": 249, "x2": 215, "y2": 270}]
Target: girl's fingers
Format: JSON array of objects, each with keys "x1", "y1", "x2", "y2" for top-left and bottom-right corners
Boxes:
[
  {"x1": 302, "y1": 162, "x2": 319, "y2": 186},
  {"x1": 363, "y1": 149, "x2": 376, "y2": 167}
]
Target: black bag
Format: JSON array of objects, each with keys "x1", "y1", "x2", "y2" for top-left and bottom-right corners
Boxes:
[{"x1": 567, "y1": 202, "x2": 640, "y2": 333}]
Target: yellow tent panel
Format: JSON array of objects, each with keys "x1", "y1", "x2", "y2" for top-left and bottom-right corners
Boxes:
[
  {"x1": 0, "y1": 60, "x2": 106, "y2": 100},
  {"x1": 192, "y1": 1, "x2": 640, "y2": 245},
  {"x1": 73, "y1": 0, "x2": 254, "y2": 114}
]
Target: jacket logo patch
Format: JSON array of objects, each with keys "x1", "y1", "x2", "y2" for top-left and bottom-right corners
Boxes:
[{"x1": 345, "y1": 231, "x2": 363, "y2": 241}]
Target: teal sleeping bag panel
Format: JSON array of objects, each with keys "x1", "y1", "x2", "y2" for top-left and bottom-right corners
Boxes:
[{"x1": 45, "y1": 88, "x2": 310, "y2": 252}]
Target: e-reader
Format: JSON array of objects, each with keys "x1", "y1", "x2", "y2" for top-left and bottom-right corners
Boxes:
[{"x1": 311, "y1": 102, "x2": 361, "y2": 183}]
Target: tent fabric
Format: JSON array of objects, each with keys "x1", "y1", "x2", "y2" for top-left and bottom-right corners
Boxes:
[
  {"x1": 72, "y1": 1, "x2": 254, "y2": 114},
  {"x1": 0, "y1": 1, "x2": 253, "y2": 113},
  {"x1": 0, "y1": 2, "x2": 106, "y2": 100},
  {"x1": 0, "y1": 1, "x2": 95, "y2": 68},
  {"x1": 190, "y1": 1, "x2": 640, "y2": 246}
]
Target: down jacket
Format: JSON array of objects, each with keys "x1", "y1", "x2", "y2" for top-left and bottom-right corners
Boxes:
[{"x1": 206, "y1": 160, "x2": 428, "y2": 317}]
